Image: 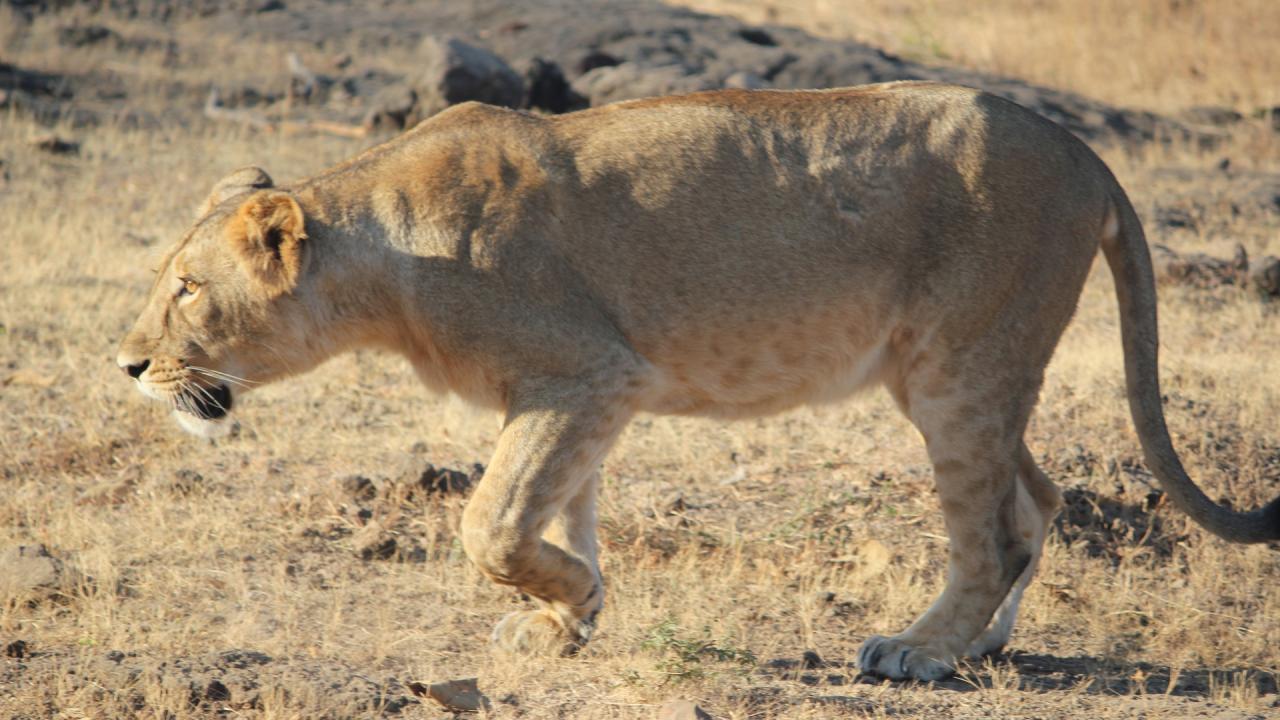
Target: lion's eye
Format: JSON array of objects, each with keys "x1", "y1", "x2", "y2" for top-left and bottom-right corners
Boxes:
[{"x1": 178, "y1": 278, "x2": 200, "y2": 297}]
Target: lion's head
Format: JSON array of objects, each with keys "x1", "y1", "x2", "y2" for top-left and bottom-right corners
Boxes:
[{"x1": 116, "y1": 167, "x2": 312, "y2": 437}]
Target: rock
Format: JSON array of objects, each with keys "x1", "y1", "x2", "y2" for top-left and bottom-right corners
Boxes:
[
  {"x1": 171, "y1": 468, "x2": 205, "y2": 495},
  {"x1": 57, "y1": 24, "x2": 119, "y2": 48},
  {"x1": 0, "y1": 544, "x2": 80, "y2": 602},
  {"x1": 1156, "y1": 205, "x2": 1198, "y2": 230},
  {"x1": 411, "y1": 36, "x2": 524, "y2": 122},
  {"x1": 352, "y1": 523, "x2": 397, "y2": 561},
  {"x1": 246, "y1": 0, "x2": 285, "y2": 12},
  {"x1": 521, "y1": 58, "x2": 586, "y2": 114},
  {"x1": 412, "y1": 463, "x2": 474, "y2": 497},
  {"x1": 28, "y1": 133, "x2": 79, "y2": 155},
  {"x1": 801, "y1": 649, "x2": 825, "y2": 669},
  {"x1": 737, "y1": 28, "x2": 776, "y2": 47},
  {"x1": 340, "y1": 474, "x2": 377, "y2": 501},
  {"x1": 410, "y1": 677, "x2": 492, "y2": 713},
  {"x1": 571, "y1": 63, "x2": 717, "y2": 107},
  {"x1": 1249, "y1": 255, "x2": 1280, "y2": 300},
  {"x1": 658, "y1": 700, "x2": 713, "y2": 720},
  {"x1": 574, "y1": 49, "x2": 621, "y2": 76},
  {"x1": 1181, "y1": 105, "x2": 1244, "y2": 127},
  {"x1": 1152, "y1": 243, "x2": 1249, "y2": 289},
  {"x1": 361, "y1": 83, "x2": 417, "y2": 131},
  {"x1": 724, "y1": 71, "x2": 768, "y2": 90},
  {"x1": 5, "y1": 639, "x2": 28, "y2": 658},
  {"x1": 217, "y1": 85, "x2": 281, "y2": 108},
  {"x1": 204, "y1": 679, "x2": 231, "y2": 702}
]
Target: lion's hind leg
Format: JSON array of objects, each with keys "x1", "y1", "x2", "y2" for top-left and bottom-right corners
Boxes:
[
  {"x1": 859, "y1": 366, "x2": 1041, "y2": 681},
  {"x1": 965, "y1": 441, "x2": 1061, "y2": 659}
]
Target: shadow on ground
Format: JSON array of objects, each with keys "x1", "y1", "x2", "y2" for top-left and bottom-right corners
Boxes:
[{"x1": 761, "y1": 651, "x2": 1278, "y2": 698}]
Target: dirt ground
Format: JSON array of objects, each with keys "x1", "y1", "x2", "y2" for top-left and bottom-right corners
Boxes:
[{"x1": 1, "y1": 1, "x2": 1278, "y2": 718}]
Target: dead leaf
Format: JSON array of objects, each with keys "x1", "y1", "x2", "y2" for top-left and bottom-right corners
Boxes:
[
  {"x1": 854, "y1": 538, "x2": 891, "y2": 579},
  {"x1": 409, "y1": 677, "x2": 491, "y2": 713}
]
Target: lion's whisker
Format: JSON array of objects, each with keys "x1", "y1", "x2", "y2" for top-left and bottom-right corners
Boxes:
[
  {"x1": 185, "y1": 379, "x2": 229, "y2": 413},
  {"x1": 189, "y1": 366, "x2": 256, "y2": 390}
]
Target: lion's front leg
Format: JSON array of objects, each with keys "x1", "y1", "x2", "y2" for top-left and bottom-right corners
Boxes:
[{"x1": 460, "y1": 382, "x2": 629, "y2": 655}]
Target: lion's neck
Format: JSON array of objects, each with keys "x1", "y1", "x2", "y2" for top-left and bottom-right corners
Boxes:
[{"x1": 291, "y1": 189, "x2": 504, "y2": 408}]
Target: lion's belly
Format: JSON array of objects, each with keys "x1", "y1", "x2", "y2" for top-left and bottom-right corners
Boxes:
[{"x1": 629, "y1": 303, "x2": 898, "y2": 419}]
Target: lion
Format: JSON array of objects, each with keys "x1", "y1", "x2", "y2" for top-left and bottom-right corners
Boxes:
[{"x1": 117, "y1": 81, "x2": 1279, "y2": 680}]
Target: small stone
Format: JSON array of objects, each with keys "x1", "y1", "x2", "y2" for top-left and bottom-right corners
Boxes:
[
  {"x1": 410, "y1": 677, "x2": 492, "y2": 713},
  {"x1": 1181, "y1": 105, "x2": 1243, "y2": 127},
  {"x1": 1249, "y1": 255, "x2": 1280, "y2": 300},
  {"x1": 801, "y1": 650, "x2": 825, "y2": 669},
  {"x1": 340, "y1": 474, "x2": 376, "y2": 501},
  {"x1": 738, "y1": 28, "x2": 776, "y2": 46},
  {"x1": 352, "y1": 523, "x2": 397, "y2": 561},
  {"x1": 204, "y1": 679, "x2": 231, "y2": 702},
  {"x1": 5, "y1": 640, "x2": 28, "y2": 658},
  {"x1": 171, "y1": 468, "x2": 205, "y2": 494},
  {"x1": 574, "y1": 49, "x2": 621, "y2": 75},
  {"x1": 1152, "y1": 243, "x2": 1249, "y2": 289},
  {"x1": 56, "y1": 24, "x2": 118, "y2": 48},
  {"x1": 28, "y1": 134, "x2": 79, "y2": 155},
  {"x1": 361, "y1": 84, "x2": 417, "y2": 132},
  {"x1": 415, "y1": 464, "x2": 472, "y2": 496},
  {"x1": 724, "y1": 71, "x2": 768, "y2": 90},
  {"x1": 658, "y1": 700, "x2": 713, "y2": 720}
]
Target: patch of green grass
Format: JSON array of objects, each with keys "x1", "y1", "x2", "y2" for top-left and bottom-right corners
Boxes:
[{"x1": 638, "y1": 617, "x2": 757, "y2": 684}]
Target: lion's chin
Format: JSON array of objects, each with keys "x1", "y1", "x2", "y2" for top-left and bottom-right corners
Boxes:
[{"x1": 173, "y1": 409, "x2": 235, "y2": 438}]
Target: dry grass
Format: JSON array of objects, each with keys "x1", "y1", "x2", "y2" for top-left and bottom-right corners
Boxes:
[
  {"x1": 673, "y1": 0, "x2": 1280, "y2": 114},
  {"x1": 2, "y1": 2, "x2": 1279, "y2": 719}
]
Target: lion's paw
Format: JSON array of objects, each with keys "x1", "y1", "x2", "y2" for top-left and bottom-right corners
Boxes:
[
  {"x1": 857, "y1": 635, "x2": 955, "y2": 681},
  {"x1": 491, "y1": 610, "x2": 582, "y2": 657}
]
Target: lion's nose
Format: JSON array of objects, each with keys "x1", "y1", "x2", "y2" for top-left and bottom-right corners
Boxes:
[{"x1": 122, "y1": 358, "x2": 150, "y2": 379}]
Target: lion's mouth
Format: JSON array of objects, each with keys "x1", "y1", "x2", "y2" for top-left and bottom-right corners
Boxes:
[{"x1": 183, "y1": 383, "x2": 233, "y2": 420}]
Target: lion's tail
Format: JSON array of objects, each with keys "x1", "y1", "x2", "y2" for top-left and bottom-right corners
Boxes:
[{"x1": 1100, "y1": 183, "x2": 1280, "y2": 543}]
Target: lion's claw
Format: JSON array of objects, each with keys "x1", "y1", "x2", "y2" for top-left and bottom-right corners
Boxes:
[{"x1": 857, "y1": 635, "x2": 955, "y2": 681}]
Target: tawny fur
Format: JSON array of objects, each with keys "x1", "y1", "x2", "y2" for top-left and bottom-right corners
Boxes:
[{"x1": 118, "y1": 81, "x2": 1279, "y2": 681}]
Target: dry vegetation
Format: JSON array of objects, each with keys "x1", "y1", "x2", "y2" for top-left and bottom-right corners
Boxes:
[
  {"x1": 672, "y1": 0, "x2": 1280, "y2": 114},
  {"x1": 2, "y1": 1, "x2": 1279, "y2": 719}
]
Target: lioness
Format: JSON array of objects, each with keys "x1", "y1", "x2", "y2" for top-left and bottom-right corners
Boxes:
[{"x1": 117, "y1": 82, "x2": 1279, "y2": 680}]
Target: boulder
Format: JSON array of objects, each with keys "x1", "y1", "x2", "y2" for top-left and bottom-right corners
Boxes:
[
  {"x1": 411, "y1": 36, "x2": 524, "y2": 122},
  {"x1": 520, "y1": 58, "x2": 586, "y2": 114},
  {"x1": 571, "y1": 63, "x2": 717, "y2": 107}
]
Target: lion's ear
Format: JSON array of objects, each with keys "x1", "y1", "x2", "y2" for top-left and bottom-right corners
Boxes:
[
  {"x1": 226, "y1": 190, "x2": 307, "y2": 297},
  {"x1": 197, "y1": 166, "x2": 274, "y2": 218}
]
